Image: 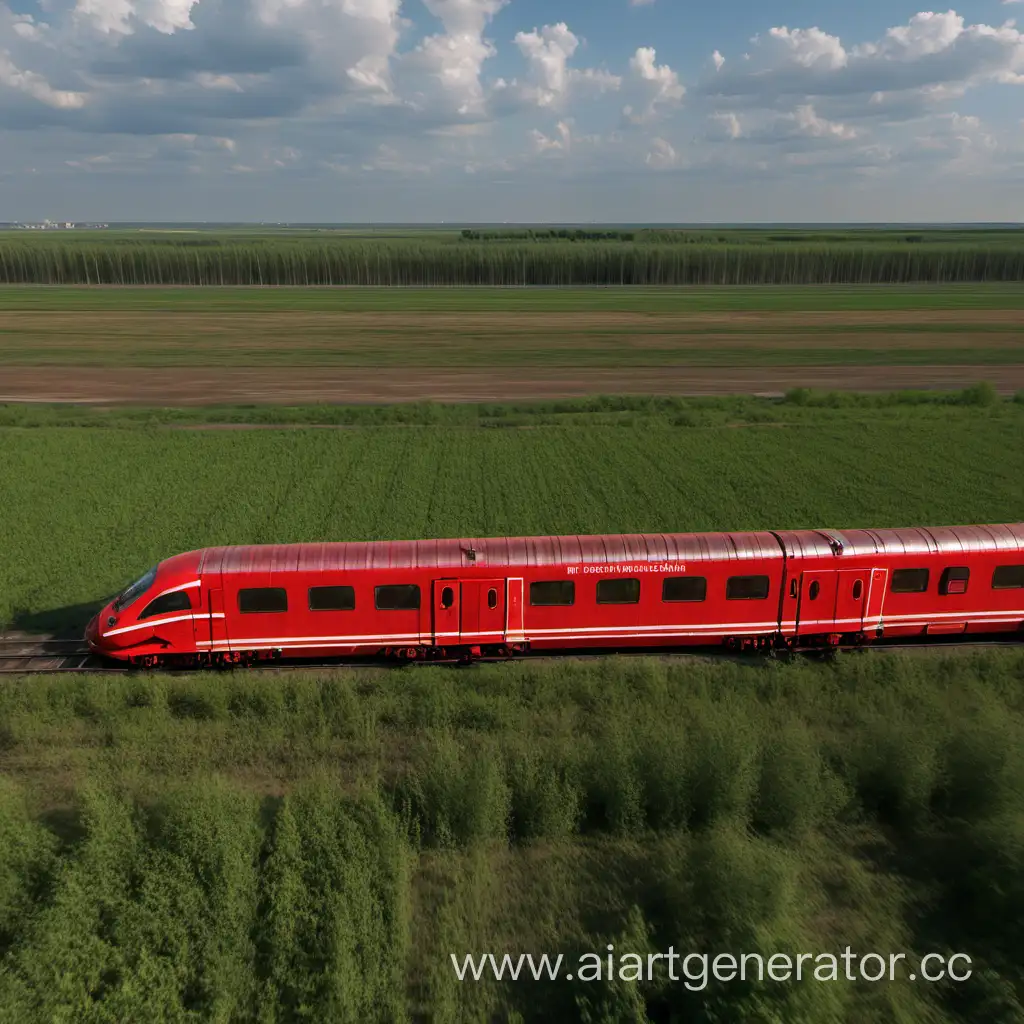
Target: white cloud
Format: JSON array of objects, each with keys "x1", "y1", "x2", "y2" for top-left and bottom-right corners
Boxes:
[
  {"x1": 762, "y1": 25, "x2": 848, "y2": 70},
  {"x1": 11, "y1": 15, "x2": 45, "y2": 41},
  {"x1": 791, "y1": 103, "x2": 856, "y2": 139},
  {"x1": 396, "y1": 0, "x2": 507, "y2": 116},
  {"x1": 645, "y1": 136, "x2": 678, "y2": 168},
  {"x1": 74, "y1": 0, "x2": 197, "y2": 35},
  {"x1": 709, "y1": 111, "x2": 742, "y2": 139},
  {"x1": 703, "y1": 11, "x2": 1024, "y2": 106},
  {"x1": 515, "y1": 23, "x2": 581, "y2": 106},
  {"x1": 622, "y1": 46, "x2": 684, "y2": 123},
  {"x1": 0, "y1": 52, "x2": 86, "y2": 108},
  {"x1": 494, "y1": 22, "x2": 621, "y2": 110},
  {"x1": 706, "y1": 104, "x2": 855, "y2": 144},
  {"x1": 423, "y1": 0, "x2": 506, "y2": 36},
  {"x1": 530, "y1": 119, "x2": 571, "y2": 153},
  {"x1": 193, "y1": 72, "x2": 243, "y2": 92},
  {"x1": 2, "y1": 1, "x2": 1024, "y2": 218}
]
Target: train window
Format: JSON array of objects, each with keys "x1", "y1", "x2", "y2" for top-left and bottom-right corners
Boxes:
[
  {"x1": 530, "y1": 581, "x2": 575, "y2": 606},
  {"x1": 808, "y1": 581, "x2": 820, "y2": 600},
  {"x1": 891, "y1": 569, "x2": 929, "y2": 594},
  {"x1": 992, "y1": 565, "x2": 1024, "y2": 590},
  {"x1": 662, "y1": 577, "x2": 706, "y2": 603},
  {"x1": 853, "y1": 580, "x2": 863, "y2": 600},
  {"x1": 309, "y1": 586, "x2": 355, "y2": 611},
  {"x1": 939, "y1": 567, "x2": 970, "y2": 596},
  {"x1": 487, "y1": 588, "x2": 498, "y2": 609},
  {"x1": 138, "y1": 590, "x2": 192, "y2": 620},
  {"x1": 726, "y1": 576, "x2": 770, "y2": 600},
  {"x1": 113, "y1": 566, "x2": 157, "y2": 612},
  {"x1": 441, "y1": 586, "x2": 454, "y2": 609},
  {"x1": 596, "y1": 578, "x2": 640, "y2": 604},
  {"x1": 375, "y1": 585, "x2": 421, "y2": 610},
  {"x1": 239, "y1": 588, "x2": 288, "y2": 614}
]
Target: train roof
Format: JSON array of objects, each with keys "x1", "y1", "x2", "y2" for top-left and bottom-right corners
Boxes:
[
  {"x1": 193, "y1": 524, "x2": 1024, "y2": 574},
  {"x1": 776, "y1": 523, "x2": 1024, "y2": 558},
  {"x1": 197, "y1": 532, "x2": 785, "y2": 573}
]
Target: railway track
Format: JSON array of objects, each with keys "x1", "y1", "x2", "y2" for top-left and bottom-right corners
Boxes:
[
  {"x1": 0, "y1": 637, "x2": 125, "y2": 674},
  {"x1": 0, "y1": 636, "x2": 1020, "y2": 676}
]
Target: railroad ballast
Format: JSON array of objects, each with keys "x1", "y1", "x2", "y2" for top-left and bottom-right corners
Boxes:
[{"x1": 85, "y1": 524, "x2": 1024, "y2": 668}]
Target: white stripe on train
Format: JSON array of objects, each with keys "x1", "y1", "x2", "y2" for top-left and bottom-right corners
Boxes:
[{"x1": 102, "y1": 610, "x2": 1023, "y2": 644}]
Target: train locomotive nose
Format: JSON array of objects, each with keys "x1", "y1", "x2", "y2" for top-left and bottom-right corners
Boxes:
[{"x1": 85, "y1": 613, "x2": 100, "y2": 649}]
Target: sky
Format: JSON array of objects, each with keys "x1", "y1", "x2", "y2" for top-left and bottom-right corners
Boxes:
[{"x1": 0, "y1": 0, "x2": 1023, "y2": 221}]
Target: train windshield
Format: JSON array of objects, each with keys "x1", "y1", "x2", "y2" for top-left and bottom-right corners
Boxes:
[{"x1": 113, "y1": 566, "x2": 158, "y2": 612}]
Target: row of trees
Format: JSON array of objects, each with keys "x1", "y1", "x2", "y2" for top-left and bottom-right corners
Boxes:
[{"x1": 2, "y1": 241, "x2": 1024, "y2": 285}]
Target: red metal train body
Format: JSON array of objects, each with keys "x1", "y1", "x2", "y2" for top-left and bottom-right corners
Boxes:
[{"x1": 85, "y1": 523, "x2": 1024, "y2": 667}]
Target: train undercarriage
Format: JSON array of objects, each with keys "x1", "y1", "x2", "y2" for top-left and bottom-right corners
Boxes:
[
  {"x1": 127, "y1": 641, "x2": 531, "y2": 669},
  {"x1": 122, "y1": 632, "x2": 890, "y2": 669}
]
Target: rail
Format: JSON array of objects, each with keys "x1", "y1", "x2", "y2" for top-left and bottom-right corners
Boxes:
[{"x1": 0, "y1": 638, "x2": 124, "y2": 674}]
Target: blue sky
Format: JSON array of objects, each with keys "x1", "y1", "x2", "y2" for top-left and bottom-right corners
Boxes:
[{"x1": 1, "y1": 0, "x2": 1022, "y2": 221}]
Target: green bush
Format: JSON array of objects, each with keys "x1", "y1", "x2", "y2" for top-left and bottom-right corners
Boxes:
[
  {"x1": 753, "y1": 721, "x2": 850, "y2": 836},
  {"x1": 397, "y1": 733, "x2": 511, "y2": 847}
]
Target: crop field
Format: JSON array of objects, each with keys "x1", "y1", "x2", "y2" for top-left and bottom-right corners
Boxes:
[
  {"x1": 1, "y1": 650, "x2": 1024, "y2": 1022},
  {"x1": 2, "y1": 284, "x2": 1024, "y2": 403},
  {"x1": 2, "y1": 226, "x2": 1024, "y2": 285},
  {"x1": 4, "y1": 282, "x2": 1024, "y2": 312},
  {"x1": 1, "y1": 391, "x2": 1022, "y2": 633},
  {"x1": 2, "y1": 392, "x2": 1023, "y2": 1022}
]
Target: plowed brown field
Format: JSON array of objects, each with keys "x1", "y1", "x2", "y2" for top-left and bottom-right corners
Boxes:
[
  {"x1": 2, "y1": 302, "x2": 1021, "y2": 402},
  {"x1": 2, "y1": 365, "x2": 1023, "y2": 404}
]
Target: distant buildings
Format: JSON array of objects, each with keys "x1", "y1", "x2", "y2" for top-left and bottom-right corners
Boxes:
[{"x1": 1, "y1": 220, "x2": 109, "y2": 230}]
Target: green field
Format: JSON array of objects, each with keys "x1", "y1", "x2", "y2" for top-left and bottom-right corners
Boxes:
[
  {"x1": 1, "y1": 392, "x2": 1022, "y2": 632},
  {"x1": 2, "y1": 227, "x2": 1024, "y2": 285},
  {"x1": 2, "y1": 650, "x2": 1024, "y2": 1021},
  {"x1": 4, "y1": 224, "x2": 1024, "y2": 1022},
  {"x1": 2, "y1": 389, "x2": 1023, "y2": 1022},
  {"x1": 2, "y1": 282, "x2": 1022, "y2": 311}
]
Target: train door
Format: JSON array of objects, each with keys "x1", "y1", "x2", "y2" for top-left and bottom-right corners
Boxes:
[
  {"x1": 864, "y1": 568, "x2": 888, "y2": 634},
  {"x1": 834, "y1": 569, "x2": 872, "y2": 632},
  {"x1": 460, "y1": 579, "x2": 507, "y2": 646},
  {"x1": 431, "y1": 581, "x2": 460, "y2": 646},
  {"x1": 431, "y1": 579, "x2": 514, "y2": 647},
  {"x1": 795, "y1": 570, "x2": 840, "y2": 635},
  {"x1": 506, "y1": 578, "x2": 525, "y2": 644},
  {"x1": 195, "y1": 586, "x2": 229, "y2": 653}
]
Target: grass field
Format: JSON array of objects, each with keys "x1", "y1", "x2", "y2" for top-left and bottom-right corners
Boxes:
[
  {"x1": 2, "y1": 264, "x2": 1022, "y2": 1022},
  {"x1": 1, "y1": 650, "x2": 1024, "y2": 1021},
  {"x1": 1, "y1": 392, "x2": 1021, "y2": 633},
  {"x1": 2, "y1": 391, "x2": 1023, "y2": 1021},
  {"x1": 3, "y1": 283, "x2": 1024, "y2": 311}
]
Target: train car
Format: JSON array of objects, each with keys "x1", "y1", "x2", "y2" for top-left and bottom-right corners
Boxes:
[{"x1": 85, "y1": 523, "x2": 1024, "y2": 668}]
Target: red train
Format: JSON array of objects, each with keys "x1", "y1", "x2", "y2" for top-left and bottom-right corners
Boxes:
[{"x1": 85, "y1": 523, "x2": 1024, "y2": 668}]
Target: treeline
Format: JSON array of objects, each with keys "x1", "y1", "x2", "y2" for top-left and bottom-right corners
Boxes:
[
  {"x1": 2, "y1": 240, "x2": 1024, "y2": 285},
  {"x1": 461, "y1": 228, "x2": 640, "y2": 241},
  {"x1": 458, "y1": 228, "x2": 1015, "y2": 244}
]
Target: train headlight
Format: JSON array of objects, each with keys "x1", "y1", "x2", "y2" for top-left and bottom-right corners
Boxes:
[{"x1": 107, "y1": 616, "x2": 116, "y2": 628}]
